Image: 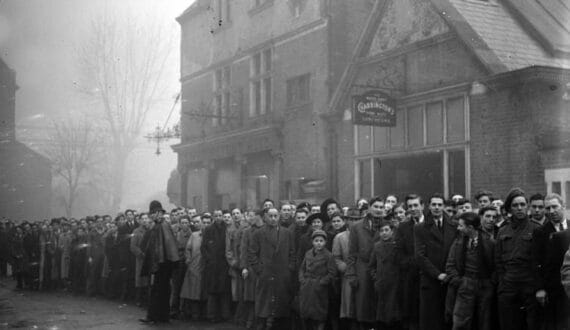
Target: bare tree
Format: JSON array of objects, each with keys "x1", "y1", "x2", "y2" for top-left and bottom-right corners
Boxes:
[
  {"x1": 77, "y1": 10, "x2": 174, "y2": 212},
  {"x1": 47, "y1": 119, "x2": 101, "y2": 218}
]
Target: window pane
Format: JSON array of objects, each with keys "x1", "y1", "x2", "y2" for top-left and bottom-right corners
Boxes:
[
  {"x1": 214, "y1": 94, "x2": 222, "y2": 126},
  {"x1": 407, "y1": 105, "x2": 423, "y2": 147},
  {"x1": 215, "y1": 70, "x2": 222, "y2": 90},
  {"x1": 254, "y1": 81, "x2": 261, "y2": 116},
  {"x1": 300, "y1": 74, "x2": 310, "y2": 101},
  {"x1": 263, "y1": 49, "x2": 272, "y2": 72},
  {"x1": 357, "y1": 126, "x2": 371, "y2": 155},
  {"x1": 426, "y1": 101, "x2": 443, "y2": 145},
  {"x1": 446, "y1": 97, "x2": 465, "y2": 142},
  {"x1": 253, "y1": 54, "x2": 261, "y2": 76},
  {"x1": 373, "y1": 126, "x2": 388, "y2": 151},
  {"x1": 223, "y1": 66, "x2": 231, "y2": 87},
  {"x1": 263, "y1": 78, "x2": 271, "y2": 113},
  {"x1": 448, "y1": 150, "x2": 465, "y2": 197},
  {"x1": 390, "y1": 108, "x2": 404, "y2": 149},
  {"x1": 222, "y1": 92, "x2": 230, "y2": 125},
  {"x1": 359, "y1": 159, "x2": 371, "y2": 199},
  {"x1": 553, "y1": 181, "x2": 562, "y2": 195},
  {"x1": 286, "y1": 79, "x2": 295, "y2": 106}
]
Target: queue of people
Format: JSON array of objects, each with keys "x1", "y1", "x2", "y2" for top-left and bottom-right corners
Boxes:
[{"x1": 1, "y1": 187, "x2": 570, "y2": 330}]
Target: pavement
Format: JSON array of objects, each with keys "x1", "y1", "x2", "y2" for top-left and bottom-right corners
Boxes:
[{"x1": 0, "y1": 279, "x2": 241, "y2": 330}]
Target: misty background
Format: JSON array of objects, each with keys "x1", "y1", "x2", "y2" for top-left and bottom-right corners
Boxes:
[{"x1": 0, "y1": 0, "x2": 195, "y2": 217}]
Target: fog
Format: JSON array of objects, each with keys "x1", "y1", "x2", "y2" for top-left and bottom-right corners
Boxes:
[{"x1": 0, "y1": 0, "x2": 194, "y2": 217}]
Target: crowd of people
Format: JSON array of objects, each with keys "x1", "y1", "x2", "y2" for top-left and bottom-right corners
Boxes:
[{"x1": 1, "y1": 187, "x2": 570, "y2": 330}]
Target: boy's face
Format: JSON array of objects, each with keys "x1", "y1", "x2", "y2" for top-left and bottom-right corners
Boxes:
[
  {"x1": 379, "y1": 225, "x2": 393, "y2": 241},
  {"x1": 331, "y1": 216, "x2": 345, "y2": 230},
  {"x1": 311, "y1": 219, "x2": 323, "y2": 230},
  {"x1": 312, "y1": 236, "x2": 325, "y2": 251}
]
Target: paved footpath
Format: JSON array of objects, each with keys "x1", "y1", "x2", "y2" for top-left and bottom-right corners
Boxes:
[{"x1": 0, "y1": 279, "x2": 240, "y2": 330}]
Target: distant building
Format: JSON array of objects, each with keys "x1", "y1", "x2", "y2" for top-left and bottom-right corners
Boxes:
[
  {"x1": 172, "y1": 0, "x2": 371, "y2": 210},
  {"x1": 0, "y1": 58, "x2": 51, "y2": 221},
  {"x1": 173, "y1": 0, "x2": 570, "y2": 210}
]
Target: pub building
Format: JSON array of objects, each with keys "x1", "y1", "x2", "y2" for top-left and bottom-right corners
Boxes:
[{"x1": 172, "y1": 0, "x2": 570, "y2": 210}]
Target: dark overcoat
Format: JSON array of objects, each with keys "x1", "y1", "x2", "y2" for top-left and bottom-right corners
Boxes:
[
  {"x1": 201, "y1": 221, "x2": 230, "y2": 294},
  {"x1": 248, "y1": 225, "x2": 294, "y2": 318},
  {"x1": 532, "y1": 220, "x2": 558, "y2": 290},
  {"x1": 346, "y1": 216, "x2": 381, "y2": 323},
  {"x1": 298, "y1": 248, "x2": 336, "y2": 321},
  {"x1": 543, "y1": 228, "x2": 570, "y2": 329},
  {"x1": 395, "y1": 219, "x2": 419, "y2": 323},
  {"x1": 240, "y1": 223, "x2": 263, "y2": 302},
  {"x1": 414, "y1": 213, "x2": 457, "y2": 330},
  {"x1": 368, "y1": 238, "x2": 401, "y2": 323}
]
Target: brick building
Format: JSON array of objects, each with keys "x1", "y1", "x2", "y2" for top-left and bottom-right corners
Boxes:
[
  {"x1": 174, "y1": 0, "x2": 570, "y2": 210},
  {"x1": 329, "y1": 0, "x2": 570, "y2": 204},
  {"x1": 172, "y1": 0, "x2": 371, "y2": 210},
  {"x1": 0, "y1": 58, "x2": 51, "y2": 221}
]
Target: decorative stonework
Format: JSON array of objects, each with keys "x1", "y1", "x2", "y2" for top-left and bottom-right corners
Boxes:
[{"x1": 368, "y1": 0, "x2": 449, "y2": 57}]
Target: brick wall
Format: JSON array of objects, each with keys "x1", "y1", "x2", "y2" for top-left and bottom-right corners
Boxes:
[{"x1": 470, "y1": 80, "x2": 570, "y2": 199}]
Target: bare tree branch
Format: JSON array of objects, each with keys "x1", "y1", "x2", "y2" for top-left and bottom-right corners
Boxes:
[{"x1": 77, "y1": 9, "x2": 174, "y2": 211}]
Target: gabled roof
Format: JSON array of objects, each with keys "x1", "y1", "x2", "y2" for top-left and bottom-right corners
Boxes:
[
  {"x1": 176, "y1": 0, "x2": 210, "y2": 23},
  {"x1": 439, "y1": 0, "x2": 570, "y2": 71},
  {"x1": 327, "y1": 0, "x2": 570, "y2": 115},
  {"x1": 503, "y1": 0, "x2": 570, "y2": 55}
]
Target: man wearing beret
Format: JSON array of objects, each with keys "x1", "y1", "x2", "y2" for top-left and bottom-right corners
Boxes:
[{"x1": 495, "y1": 188, "x2": 541, "y2": 330}]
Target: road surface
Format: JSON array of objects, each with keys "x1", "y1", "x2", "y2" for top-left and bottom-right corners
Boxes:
[{"x1": 0, "y1": 279, "x2": 240, "y2": 329}]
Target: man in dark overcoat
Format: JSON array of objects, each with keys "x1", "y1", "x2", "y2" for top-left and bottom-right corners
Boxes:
[
  {"x1": 346, "y1": 196, "x2": 384, "y2": 329},
  {"x1": 413, "y1": 193, "x2": 456, "y2": 330},
  {"x1": 117, "y1": 209, "x2": 137, "y2": 302},
  {"x1": 201, "y1": 209, "x2": 231, "y2": 323},
  {"x1": 395, "y1": 194, "x2": 424, "y2": 330},
  {"x1": 139, "y1": 201, "x2": 179, "y2": 324},
  {"x1": 248, "y1": 207, "x2": 295, "y2": 330},
  {"x1": 536, "y1": 193, "x2": 569, "y2": 330}
]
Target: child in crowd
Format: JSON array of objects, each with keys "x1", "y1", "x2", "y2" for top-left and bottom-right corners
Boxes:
[
  {"x1": 299, "y1": 229, "x2": 336, "y2": 330},
  {"x1": 368, "y1": 221, "x2": 402, "y2": 330}
]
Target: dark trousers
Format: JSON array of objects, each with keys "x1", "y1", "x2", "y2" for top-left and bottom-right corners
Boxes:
[
  {"x1": 543, "y1": 293, "x2": 569, "y2": 330},
  {"x1": 377, "y1": 321, "x2": 403, "y2": 330},
  {"x1": 146, "y1": 261, "x2": 174, "y2": 322},
  {"x1": 498, "y1": 280, "x2": 540, "y2": 330},
  {"x1": 189, "y1": 299, "x2": 206, "y2": 320},
  {"x1": 256, "y1": 317, "x2": 291, "y2": 330},
  {"x1": 419, "y1": 279, "x2": 450, "y2": 330},
  {"x1": 119, "y1": 265, "x2": 135, "y2": 301},
  {"x1": 105, "y1": 266, "x2": 121, "y2": 298},
  {"x1": 86, "y1": 256, "x2": 104, "y2": 296},
  {"x1": 170, "y1": 261, "x2": 187, "y2": 314},
  {"x1": 206, "y1": 292, "x2": 231, "y2": 320},
  {"x1": 0, "y1": 259, "x2": 7, "y2": 277},
  {"x1": 452, "y1": 278, "x2": 494, "y2": 330}
]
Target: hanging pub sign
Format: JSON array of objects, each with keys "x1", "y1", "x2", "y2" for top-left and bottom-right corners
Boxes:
[{"x1": 352, "y1": 90, "x2": 396, "y2": 127}]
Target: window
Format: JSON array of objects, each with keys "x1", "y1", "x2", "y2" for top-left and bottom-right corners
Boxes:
[
  {"x1": 545, "y1": 168, "x2": 570, "y2": 210},
  {"x1": 214, "y1": 0, "x2": 231, "y2": 28},
  {"x1": 355, "y1": 93, "x2": 469, "y2": 199},
  {"x1": 286, "y1": 73, "x2": 311, "y2": 106},
  {"x1": 213, "y1": 65, "x2": 232, "y2": 126},
  {"x1": 250, "y1": 48, "x2": 272, "y2": 116}
]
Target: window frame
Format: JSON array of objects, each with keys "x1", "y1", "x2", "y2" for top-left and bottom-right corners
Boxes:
[
  {"x1": 353, "y1": 90, "x2": 470, "y2": 199},
  {"x1": 249, "y1": 48, "x2": 273, "y2": 117},
  {"x1": 213, "y1": 65, "x2": 232, "y2": 126},
  {"x1": 286, "y1": 73, "x2": 312, "y2": 107}
]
